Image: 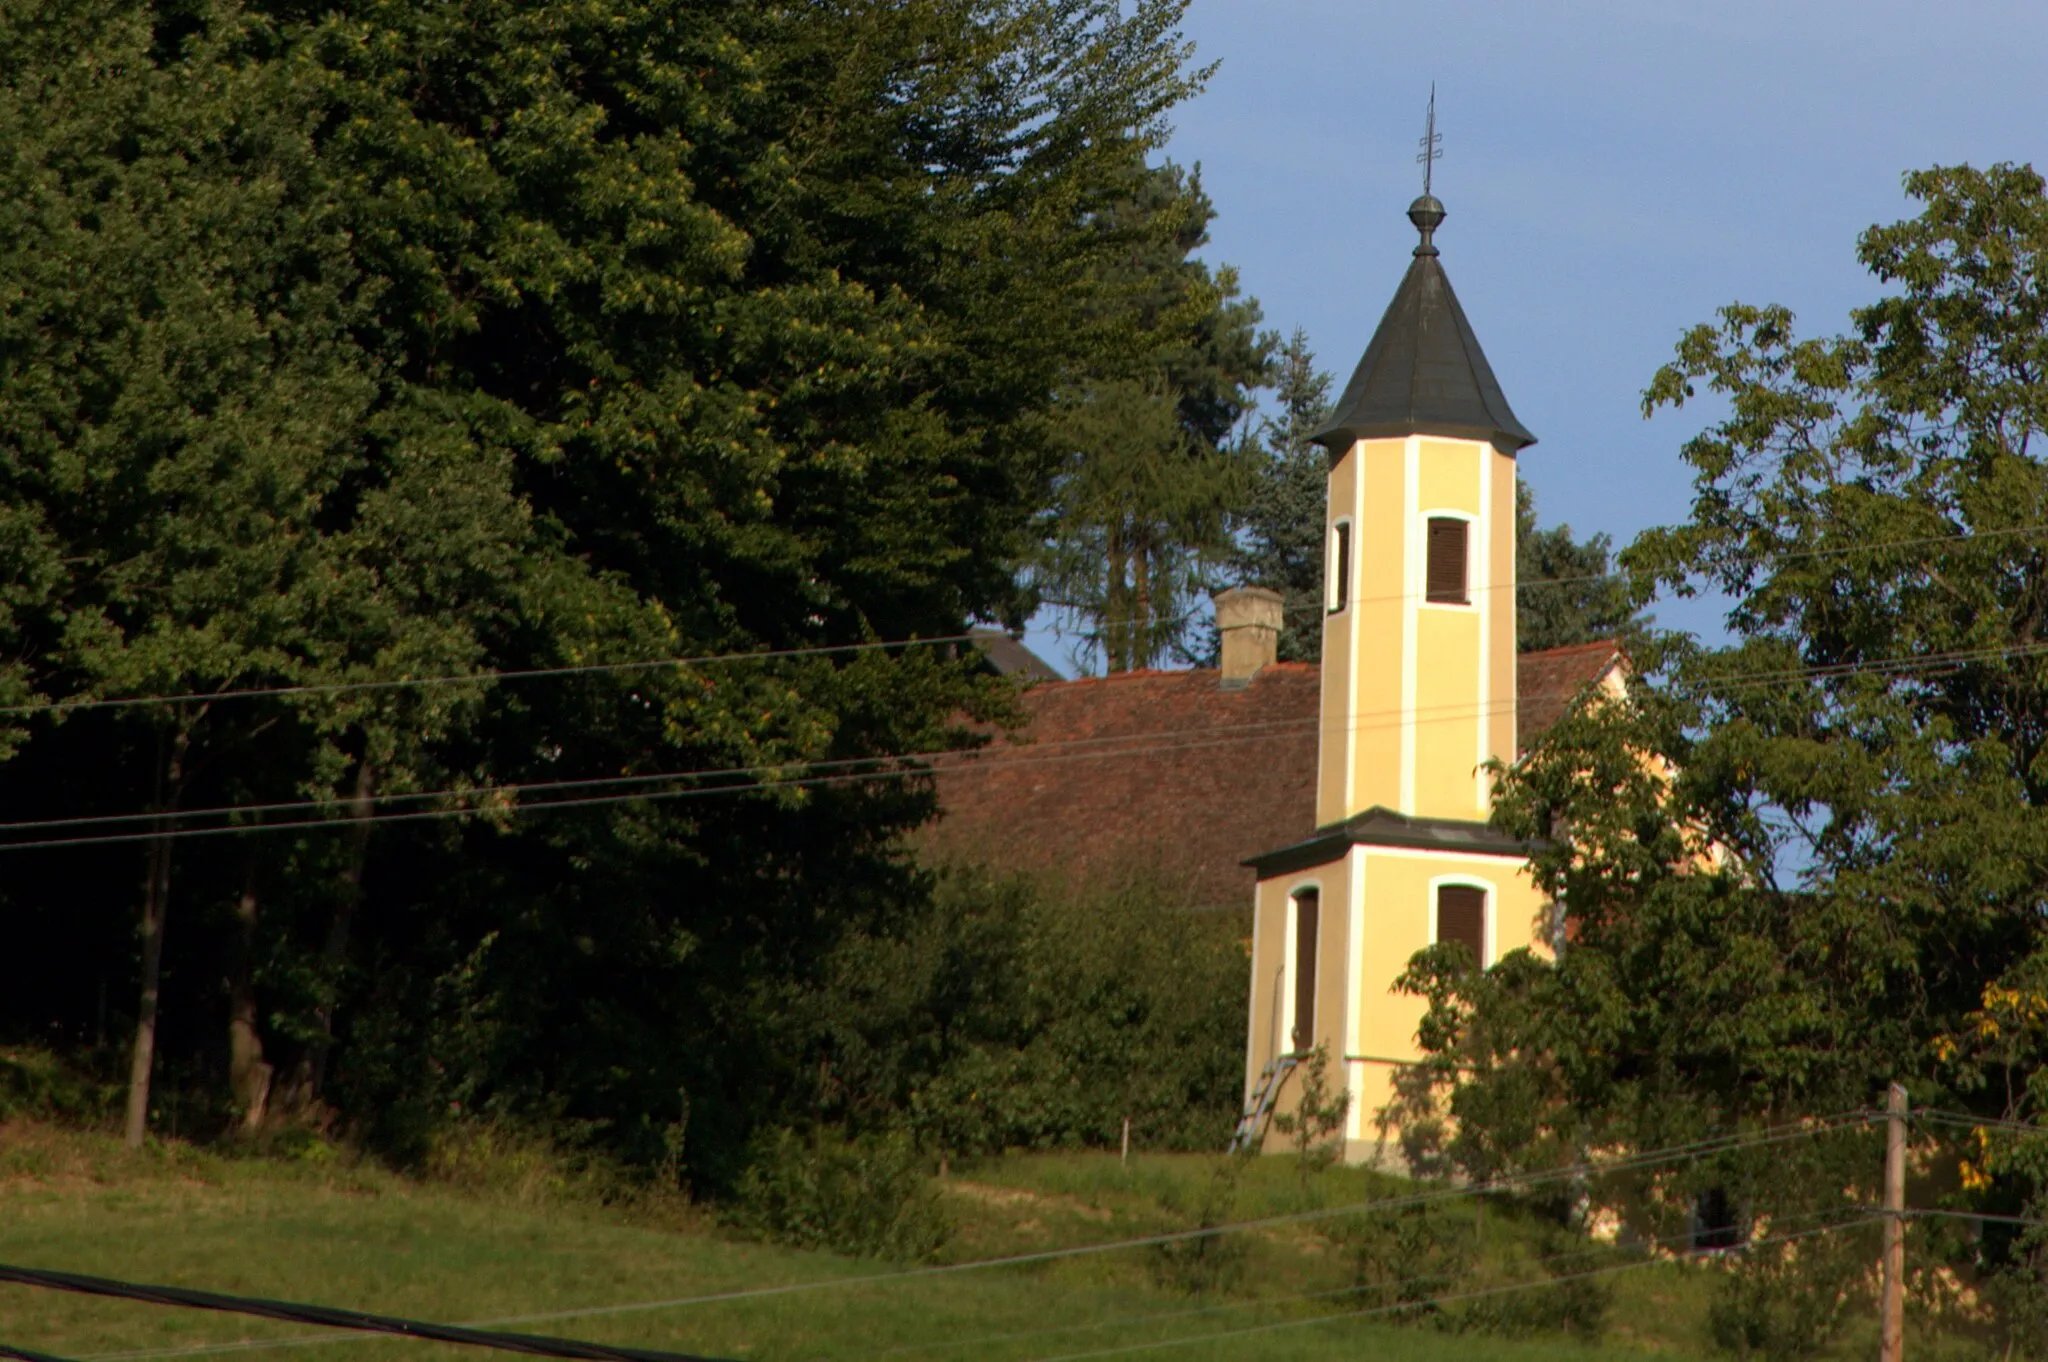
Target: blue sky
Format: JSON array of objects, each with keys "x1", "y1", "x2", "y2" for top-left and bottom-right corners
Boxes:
[{"x1": 1026, "y1": 0, "x2": 2048, "y2": 673}]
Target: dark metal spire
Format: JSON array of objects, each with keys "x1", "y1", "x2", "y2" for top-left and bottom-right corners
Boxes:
[
  {"x1": 1411, "y1": 87, "x2": 1444, "y2": 258},
  {"x1": 1417, "y1": 84, "x2": 1441, "y2": 196}
]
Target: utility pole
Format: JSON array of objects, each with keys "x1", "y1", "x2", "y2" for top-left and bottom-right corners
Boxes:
[{"x1": 1881, "y1": 1082, "x2": 1908, "y2": 1362}]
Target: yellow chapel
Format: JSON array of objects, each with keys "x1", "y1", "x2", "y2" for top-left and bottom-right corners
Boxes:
[{"x1": 1240, "y1": 190, "x2": 1555, "y2": 1162}]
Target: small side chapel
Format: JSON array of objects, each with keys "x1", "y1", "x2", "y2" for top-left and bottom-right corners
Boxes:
[{"x1": 1241, "y1": 189, "x2": 1555, "y2": 1160}]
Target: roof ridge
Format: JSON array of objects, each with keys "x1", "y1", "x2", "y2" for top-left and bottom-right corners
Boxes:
[{"x1": 1520, "y1": 638, "x2": 1622, "y2": 660}]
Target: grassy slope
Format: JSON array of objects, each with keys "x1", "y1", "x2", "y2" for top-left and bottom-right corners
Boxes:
[{"x1": 0, "y1": 1125, "x2": 1807, "y2": 1362}]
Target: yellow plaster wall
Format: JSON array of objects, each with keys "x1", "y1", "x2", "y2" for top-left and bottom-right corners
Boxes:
[
  {"x1": 1316, "y1": 449, "x2": 1359, "y2": 825},
  {"x1": 1248, "y1": 846, "x2": 1551, "y2": 1159},
  {"x1": 1490, "y1": 447, "x2": 1520, "y2": 768},
  {"x1": 1244, "y1": 858, "x2": 1353, "y2": 1104},
  {"x1": 1343, "y1": 847, "x2": 1551, "y2": 1152},
  {"x1": 1410, "y1": 438, "x2": 1501, "y2": 822},
  {"x1": 1319, "y1": 438, "x2": 1409, "y2": 826},
  {"x1": 1416, "y1": 439, "x2": 1480, "y2": 515},
  {"x1": 1414, "y1": 607, "x2": 1483, "y2": 819},
  {"x1": 1353, "y1": 441, "x2": 1406, "y2": 812},
  {"x1": 1258, "y1": 428, "x2": 1541, "y2": 1161}
]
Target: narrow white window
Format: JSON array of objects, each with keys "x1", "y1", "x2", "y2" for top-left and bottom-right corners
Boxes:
[
  {"x1": 1289, "y1": 888, "x2": 1320, "y2": 1050},
  {"x1": 1328, "y1": 520, "x2": 1352, "y2": 614}
]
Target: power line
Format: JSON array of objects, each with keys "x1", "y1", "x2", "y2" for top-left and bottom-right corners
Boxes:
[
  {"x1": 85, "y1": 1113, "x2": 1878, "y2": 1362},
  {"x1": 0, "y1": 635, "x2": 980, "y2": 722},
  {"x1": 9, "y1": 519, "x2": 2044, "y2": 726},
  {"x1": 0, "y1": 710, "x2": 1343, "y2": 837},
  {"x1": 1205, "y1": 520, "x2": 2048, "y2": 619},
  {"x1": 0, "y1": 723, "x2": 1342, "y2": 852},
  {"x1": 0, "y1": 1263, "x2": 740, "y2": 1362},
  {"x1": 853, "y1": 1202, "x2": 1869, "y2": 1362},
  {"x1": 1017, "y1": 1216, "x2": 1885, "y2": 1362},
  {"x1": 1912, "y1": 1109, "x2": 2048, "y2": 1137},
  {"x1": 1, "y1": 1343, "x2": 76, "y2": 1362},
  {"x1": 14, "y1": 618, "x2": 2048, "y2": 854}
]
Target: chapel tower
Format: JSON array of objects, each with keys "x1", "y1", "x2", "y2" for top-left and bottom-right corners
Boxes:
[
  {"x1": 1241, "y1": 191, "x2": 1551, "y2": 1161},
  {"x1": 1313, "y1": 192, "x2": 1532, "y2": 827}
]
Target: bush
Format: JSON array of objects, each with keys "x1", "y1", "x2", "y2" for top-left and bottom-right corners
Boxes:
[
  {"x1": 1455, "y1": 1243, "x2": 1611, "y2": 1342},
  {"x1": 1325, "y1": 1195, "x2": 1478, "y2": 1325},
  {"x1": 788, "y1": 866, "x2": 1249, "y2": 1159},
  {"x1": 730, "y1": 1126, "x2": 950, "y2": 1261},
  {"x1": 1706, "y1": 1226, "x2": 1869, "y2": 1361},
  {"x1": 1147, "y1": 1154, "x2": 1251, "y2": 1295},
  {"x1": 0, "y1": 1046, "x2": 113, "y2": 1123}
]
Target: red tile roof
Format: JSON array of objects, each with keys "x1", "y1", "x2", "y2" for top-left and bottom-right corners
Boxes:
[
  {"x1": 1516, "y1": 639, "x2": 1625, "y2": 739},
  {"x1": 926, "y1": 643, "x2": 1621, "y2": 909}
]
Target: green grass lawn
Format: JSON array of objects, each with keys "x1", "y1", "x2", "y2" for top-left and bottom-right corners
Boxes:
[{"x1": 0, "y1": 1124, "x2": 1909, "y2": 1362}]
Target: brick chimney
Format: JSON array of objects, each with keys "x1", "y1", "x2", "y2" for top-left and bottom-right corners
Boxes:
[{"x1": 1214, "y1": 587, "x2": 1283, "y2": 689}]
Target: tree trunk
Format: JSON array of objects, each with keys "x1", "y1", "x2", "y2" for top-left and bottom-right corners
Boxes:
[
  {"x1": 1131, "y1": 530, "x2": 1153, "y2": 668},
  {"x1": 227, "y1": 862, "x2": 272, "y2": 1133},
  {"x1": 300, "y1": 759, "x2": 374, "y2": 1105},
  {"x1": 1106, "y1": 523, "x2": 1130, "y2": 673},
  {"x1": 124, "y1": 722, "x2": 191, "y2": 1149}
]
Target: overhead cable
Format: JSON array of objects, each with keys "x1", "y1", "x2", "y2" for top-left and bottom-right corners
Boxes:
[
  {"x1": 0, "y1": 1263, "x2": 739, "y2": 1362},
  {"x1": 853, "y1": 1202, "x2": 1871, "y2": 1362},
  {"x1": 0, "y1": 635, "x2": 979, "y2": 722},
  {"x1": 1018, "y1": 1216, "x2": 1884, "y2": 1362},
  {"x1": 17, "y1": 622, "x2": 2048, "y2": 854},
  {"x1": 86, "y1": 1113, "x2": 1877, "y2": 1362},
  {"x1": 6, "y1": 518, "x2": 2046, "y2": 726}
]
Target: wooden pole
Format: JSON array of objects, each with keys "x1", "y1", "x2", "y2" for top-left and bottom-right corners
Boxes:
[
  {"x1": 1121, "y1": 1116, "x2": 1131, "y2": 1166},
  {"x1": 1881, "y1": 1082, "x2": 1908, "y2": 1362}
]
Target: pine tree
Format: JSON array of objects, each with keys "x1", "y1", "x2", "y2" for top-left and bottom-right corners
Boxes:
[
  {"x1": 1234, "y1": 328, "x2": 1333, "y2": 661},
  {"x1": 1515, "y1": 484, "x2": 1637, "y2": 653},
  {"x1": 1035, "y1": 162, "x2": 1272, "y2": 673}
]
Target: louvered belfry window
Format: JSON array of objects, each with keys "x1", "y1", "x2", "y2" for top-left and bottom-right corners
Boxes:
[
  {"x1": 1291, "y1": 890, "x2": 1319, "y2": 1051},
  {"x1": 1436, "y1": 885, "x2": 1486, "y2": 965},
  {"x1": 1425, "y1": 517, "x2": 1469, "y2": 604}
]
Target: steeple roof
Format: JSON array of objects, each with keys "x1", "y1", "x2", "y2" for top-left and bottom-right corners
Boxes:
[{"x1": 1312, "y1": 195, "x2": 1536, "y2": 454}]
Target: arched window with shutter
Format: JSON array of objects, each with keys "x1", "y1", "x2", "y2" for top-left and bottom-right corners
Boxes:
[{"x1": 1434, "y1": 882, "x2": 1488, "y2": 967}]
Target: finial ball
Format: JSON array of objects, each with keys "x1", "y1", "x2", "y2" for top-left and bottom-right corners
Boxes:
[{"x1": 1407, "y1": 194, "x2": 1444, "y2": 257}]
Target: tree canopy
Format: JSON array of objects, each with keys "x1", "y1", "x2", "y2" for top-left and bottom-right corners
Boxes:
[{"x1": 0, "y1": 0, "x2": 1230, "y2": 1178}]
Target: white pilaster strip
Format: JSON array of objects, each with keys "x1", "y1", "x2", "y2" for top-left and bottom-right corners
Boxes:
[
  {"x1": 1244, "y1": 882, "x2": 1264, "y2": 1097},
  {"x1": 1400, "y1": 437, "x2": 1420, "y2": 814},
  {"x1": 1346, "y1": 444, "x2": 1365, "y2": 814},
  {"x1": 1345, "y1": 846, "x2": 1368, "y2": 1142},
  {"x1": 1475, "y1": 441, "x2": 1492, "y2": 812}
]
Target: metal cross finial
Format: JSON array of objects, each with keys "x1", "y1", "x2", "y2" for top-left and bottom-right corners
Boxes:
[{"x1": 1416, "y1": 83, "x2": 1441, "y2": 195}]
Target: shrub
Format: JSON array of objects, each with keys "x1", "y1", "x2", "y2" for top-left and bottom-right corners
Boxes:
[
  {"x1": 0, "y1": 1046, "x2": 113, "y2": 1123},
  {"x1": 1706, "y1": 1228, "x2": 1868, "y2": 1361},
  {"x1": 730, "y1": 1126, "x2": 950, "y2": 1261},
  {"x1": 1147, "y1": 1154, "x2": 1251, "y2": 1295},
  {"x1": 788, "y1": 865, "x2": 1249, "y2": 1160}
]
